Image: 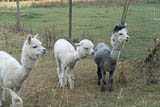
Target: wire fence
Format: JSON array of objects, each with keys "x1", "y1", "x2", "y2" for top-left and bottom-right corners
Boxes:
[
  {"x1": 0, "y1": 0, "x2": 159, "y2": 60},
  {"x1": 0, "y1": 0, "x2": 160, "y2": 107}
]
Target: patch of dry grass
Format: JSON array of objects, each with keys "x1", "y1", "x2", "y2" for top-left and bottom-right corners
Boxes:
[{"x1": 0, "y1": 30, "x2": 160, "y2": 107}]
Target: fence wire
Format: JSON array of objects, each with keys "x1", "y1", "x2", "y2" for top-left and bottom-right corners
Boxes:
[{"x1": 0, "y1": 0, "x2": 160, "y2": 107}]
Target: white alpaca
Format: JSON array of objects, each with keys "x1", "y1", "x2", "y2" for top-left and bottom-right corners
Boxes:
[
  {"x1": 54, "y1": 39, "x2": 95, "y2": 89},
  {"x1": 0, "y1": 34, "x2": 46, "y2": 106}
]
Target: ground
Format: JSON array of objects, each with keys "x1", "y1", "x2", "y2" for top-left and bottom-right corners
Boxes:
[
  {"x1": 0, "y1": 31, "x2": 160, "y2": 107},
  {"x1": 0, "y1": 1, "x2": 160, "y2": 107}
]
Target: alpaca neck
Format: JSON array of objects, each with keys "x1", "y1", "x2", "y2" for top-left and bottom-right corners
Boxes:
[
  {"x1": 17, "y1": 65, "x2": 32, "y2": 86},
  {"x1": 15, "y1": 52, "x2": 38, "y2": 88},
  {"x1": 111, "y1": 48, "x2": 121, "y2": 61},
  {"x1": 74, "y1": 50, "x2": 81, "y2": 62},
  {"x1": 21, "y1": 52, "x2": 38, "y2": 69}
]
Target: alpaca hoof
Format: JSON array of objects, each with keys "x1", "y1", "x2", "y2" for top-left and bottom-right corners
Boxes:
[
  {"x1": 0, "y1": 100, "x2": 2, "y2": 106},
  {"x1": 70, "y1": 82, "x2": 74, "y2": 89},
  {"x1": 109, "y1": 88, "x2": 113, "y2": 92},
  {"x1": 69, "y1": 81, "x2": 74, "y2": 89},
  {"x1": 60, "y1": 83, "x2": 64, "y2": 88},
  {"x1": 98, "y1": 81, "x2": 100, "y2": 85},
  {"x1": 10, "y1": 102, "x2": 23, "y2": 107},
  {"x1": 100, "y1": 85, "x2": 106, "y2": 92},
  {"x1": 70, "y1": 85, "x2": 74, "y2": 89},
  {"x1": 100, "y1": 83, "x2": 106, "y2": 92},
  {"x1": 100, "y1": 79, "x2": 106, "y2": 92},
  {"x1": 59, "y1": 81, "x2": 65, "y2": 88},
  {"x1": 69, "y1": 83, "x2": 74, "y2": 89}
]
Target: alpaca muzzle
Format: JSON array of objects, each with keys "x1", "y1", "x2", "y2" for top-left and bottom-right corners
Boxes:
[
  {"x1": 42, "y1": 49, "x2": 46, "y2": 55},
  {"x1": 125, "y1": 36, "x2": 129, "y2": 42},
  {"x1": 92, "y1": 50, "x2": 95, "y2": 55}
]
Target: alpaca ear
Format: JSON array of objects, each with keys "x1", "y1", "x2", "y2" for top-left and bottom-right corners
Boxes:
[
  {"x1": 75, "y1": 43, "x2": 81, "y2": 46},
  {"x1": 115, "y1": 24, "x2": 119, "y2": 30},
  {"x1": 27, "y1": 35, "x2": 32, "y2": 45},
  {"x1": 113, "y1": 24, "x2": 119, "y2": 33},
  {"x1": 33, "y1": 34, "x2": 38, "y2": 39},
  {"x1": 124, "y1": 23, "x2": 127, "y2": 27},
  {"x1": 116, "y1": 24, "x2": 119, "y2": 27}
]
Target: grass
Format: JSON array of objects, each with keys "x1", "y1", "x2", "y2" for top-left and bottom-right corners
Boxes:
[
  {"x1": 0, "y1": 2, "x2": 160, "y2": 107},
  {"x1": 0, "y1": 24, "x2": 160, "y2": 107},
  {"x1": 0, "y1": 3, "x2": 159, "y2": 60}
]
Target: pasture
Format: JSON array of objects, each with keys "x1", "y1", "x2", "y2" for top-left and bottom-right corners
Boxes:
[
  {"x1": 0, "y1": 3, "x2": 159, "y2": 59},
  {"x1": 0, "y1": 1, "x2": 160, "y2": 107}
]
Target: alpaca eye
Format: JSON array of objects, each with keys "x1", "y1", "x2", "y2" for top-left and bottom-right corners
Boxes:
[
  {"x1": 33, "y1": 46, "x2": 38, "y2": 48},
  {"x1": 85, "y1": 48, "x2": 89, "y2": 50},
  {"x1": 119, "y1": 33, "x2": 123, "y2": 35}
]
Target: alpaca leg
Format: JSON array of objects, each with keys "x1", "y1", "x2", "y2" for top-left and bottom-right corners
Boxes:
[
  {"x1": 55, "y1": 58, "x2": 61, "y2": 84},
  {"x1": 97, "y1": 66, "x2": 102, "y2": 85},
  {"x1": 11, "y1": 97, "x2": 15, "y2": 106},
  {"x1": 109, "y1": 71, "x2": 114, "y2": 92},
  {"x1": 64, "y1": 68, "x2": 68, "y2": 86},
  {"x1": 68, "y1": 67, "x2": 75, "y2": 89},
  {"x1": 0, "y1": 100, "x2": 2, "y2": 107},
  {"x1": 100, "y1": 69, "x2": 106, "y2": 92},
  {"x1": 11, "y1": 88, "x2": 17, "y2": 105},
  {"x1": 57, "y1": 67, "x2": 61, "y2": 84},
  {"x1": 9, "y1": 88, "x2": 23, "y2": 107},
  {"x1": 16, "y1": 89, "x2": 23, "y2": 104},
  {"x1": 0, "y1": 87, "x2": 5, "y2": 106},
  {"x1": 63, "y1": 67, "x2": 67, "y2": 87},
  {"x1": 60, "y1": 64, "x2": 66, "y2": 88},
  {"x1": 2, "y1": 89, "x2": 5, "y2": 101},
  {"x1": 11, "y1": 97, "x2": 23, "y2": 107}
]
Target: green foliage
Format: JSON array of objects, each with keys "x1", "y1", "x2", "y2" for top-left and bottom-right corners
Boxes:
[
  {"x1": 0, "y1": 3, "x2": 159, "y2": 60},
  {"x1": 0, "y1": 2, "x2": 160, "y2": 106}
]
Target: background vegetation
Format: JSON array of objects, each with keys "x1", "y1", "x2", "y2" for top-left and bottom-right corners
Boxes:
[{"x1": 0, "y1": 0, "x2": 160, "y2": 106}]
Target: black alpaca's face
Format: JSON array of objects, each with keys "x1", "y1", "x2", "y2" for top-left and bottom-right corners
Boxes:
[
  {"x1": 111, "y1": 25, "x2": 129, "y2": 47},
  {"x1": 116, "y1": 28, "x2": 129, "y2": 43}
]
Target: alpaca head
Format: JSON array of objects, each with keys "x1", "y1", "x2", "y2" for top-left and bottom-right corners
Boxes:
[
  {"x1": 75, "y1": 39, "x2": 95, "y2": 59},
  {"x1": 111, "y1": 24, "x2": 129, "y2": 50},
  {"x1": 22, "y1": 34, "x2": 46, "y2": 60}
]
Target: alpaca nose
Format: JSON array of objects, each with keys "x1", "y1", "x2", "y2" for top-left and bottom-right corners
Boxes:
[
  {"x1": 126, "y1": 37, "x2": 129, "y2": 41},
  {"x1": 42, "y1": 49, "x2": 46, "y2": 54},
  {"x1": 92, "y1": 50, "x2": 95, "y2": 55}
]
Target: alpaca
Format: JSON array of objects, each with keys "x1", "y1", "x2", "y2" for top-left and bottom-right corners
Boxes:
[
  {"x1": 94, "y1": 24, "x2": 129, "y2": 92},
  {"x1": 0, "y1": 34, "x2": 46, "y2": 106},
  {"x1": 54, "y1": 39, "x2": 95, "y2": 89}
]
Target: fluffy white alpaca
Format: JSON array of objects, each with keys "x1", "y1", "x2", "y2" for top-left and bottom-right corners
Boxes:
[
  {"x1": 0, "y1": 34, "x2": 46, "y2": 106},
  {"x1": 54, "y1": 39, "x2": 95, "y2": 89}
]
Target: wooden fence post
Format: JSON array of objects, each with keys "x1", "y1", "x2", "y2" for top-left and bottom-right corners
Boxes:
[{"x1": 69, "y1": 0, "x2": 72, "y2": 41}]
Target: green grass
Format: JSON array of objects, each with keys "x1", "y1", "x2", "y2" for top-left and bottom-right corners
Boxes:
[
  {"x1": 0, "y1": 2, "x2": 160, "y2": 106},
  {"x1": 0, "y1": 31, "x2": 160, "y2": 106},
  {"x1": 0, "y1": 3, "x2": 159, "y2": 60}
]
